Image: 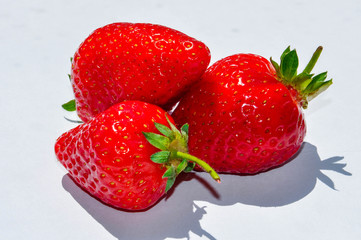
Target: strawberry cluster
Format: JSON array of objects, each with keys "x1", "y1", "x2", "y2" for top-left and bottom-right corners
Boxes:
[{"x1": 55, "y1": 22, "x2": 332, "y2": 211}]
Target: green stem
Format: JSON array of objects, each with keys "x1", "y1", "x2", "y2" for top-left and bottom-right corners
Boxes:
[
  {"x1": 175, "y1": 151, "x2": 221, "y2": 183},
  {"x1": 302, "y1": 46, "x2": 323, "y2": 74}
]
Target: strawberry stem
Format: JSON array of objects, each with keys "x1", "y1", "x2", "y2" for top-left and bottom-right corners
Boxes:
[
  {"x1": 175, "y1": 151, "x2": 221, "y2": 183},
  {"x1": 302, "y1": 46, "x2": 323, "y2": 74}
]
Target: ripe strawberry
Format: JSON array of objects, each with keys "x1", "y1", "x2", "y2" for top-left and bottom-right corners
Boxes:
[
  {"x1": 172, "y1": 46, "x2": 332, "y2": 174},
  {"x1": 55, "y1": 101, "x2": 219, "y2": 211},
  {"x1": 64, "y1": 22, "x2": 211, "y2": 122}
]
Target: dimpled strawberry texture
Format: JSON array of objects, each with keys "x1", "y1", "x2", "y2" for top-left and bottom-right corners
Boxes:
[
  {"x1": 55, "y1": 101, "x2": 171, "y2": 210},
  {"x1": 71, "y1": 23, "x2": 211, "y2": 122},
  {"x1": 172, "y1": 54, "x2": 306, "y2": 174}
]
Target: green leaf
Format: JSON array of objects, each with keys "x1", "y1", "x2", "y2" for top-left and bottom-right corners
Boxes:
[
  {"x1": 180, "y1": 123, "x2": 189, "y2": 143},
  {"x1": 280, "y1": 46, "x2": 291, "y2": 61},
  {"x1": 176, "y1": 159, "x2": 188, "y2": 174},
  {"x1": 293, "y1": 72, "x2": 313, "y2": 83},
  {"x1": 142, "y1": 132, "x2": 170, "y2": 150},
  {"x1": 165, "y1": 115, "x2": 180, "y2": 135},
  {"x1": 184, "y1": 162, "x2": 196, "y2": 173},
  {"x1": 306, "y1": 80, "x2": 331, "y2": 94},
  {"x1": 270, "y1": 57, "x2": 281, "y2": 77},
  {"x1": 181, "y1": 123, "x2": 189, "y2": 136},
  {"x1": 62, "y1": 99, "x2": 76, "y2": 111},
  {"x1": 280, "y1": 49, "x2": 299, "y2": 80},
  {"x1": 304, "y1": 72, "x2": 328, "y2": 93},
  {"x1": 163, "y1": 166, "x2": 176, "y2": 178},
  {"x1": 67, "y1": 74, "x2": 71, "y2": 81},
  {"x1": 154, "y1": 122, "x2": 173, "y2": 138},
  {"x1": 312, "y1": 71, "x2": 328, "y2": 83},
  {"x1": 292, "y1": 72, "x2": 314, "y2": 91},
  {"x1": 306, "y1": 79, "x2": 333, "y2": 102},
  {"x1": 165, "y1": 177, "x2": 176, "y2": 192},
  {"x1": 150, "y1": 151, "x2": 170, "y2": 164}
]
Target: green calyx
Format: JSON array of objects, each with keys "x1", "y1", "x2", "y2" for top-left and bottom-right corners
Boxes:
[
  {"x1": 143, "y1": 116, "x2": 220, "y2": 192},
  {"x1": 270, "y1": 46, "x2": 333, "y2": 108}
]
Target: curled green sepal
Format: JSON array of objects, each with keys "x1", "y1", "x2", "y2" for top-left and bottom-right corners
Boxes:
[
  {"x1": 143, "y1": 115, "x2": 221, "y2": 193},
  {"x1": 270, "y1": 46, "x2": 332, "y2": 108}
]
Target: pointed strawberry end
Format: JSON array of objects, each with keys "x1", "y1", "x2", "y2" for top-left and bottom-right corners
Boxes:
[{"x1": 270, "y1": 46, "x2": 332, "y2": 109}]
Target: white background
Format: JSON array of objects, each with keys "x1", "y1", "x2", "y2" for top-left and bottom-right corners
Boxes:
[{"x1": 1, "y1": 0, "x2": 360, "y2": 239}]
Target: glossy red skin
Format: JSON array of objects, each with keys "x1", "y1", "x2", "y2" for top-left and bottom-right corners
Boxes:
[
  {"x1": 71, "y1": 22, "x2": 211, "y2": 122},
  {"x1": 55, "y1": 101, "x2": 173, "y2": 211},
  {"x1": 172, "y1": 54, "x2": 306, "y2": 174}
]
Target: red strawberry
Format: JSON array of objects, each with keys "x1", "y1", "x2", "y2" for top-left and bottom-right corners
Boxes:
[
  {"x1": 172, "y1": 46, "x2": 332, "y2": 174},
  {"x1": 64, "y1": 22, "x2": 211, "y2": 122},
  {"x1": 55, "y1": 101, "x2": 219, "y2": 211}
]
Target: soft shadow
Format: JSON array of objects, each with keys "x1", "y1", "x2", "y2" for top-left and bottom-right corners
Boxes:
[
  {"x1": 61, "y1": 142, "x2": 351, "y2": 240},
  {"x1": 185, "y1": 142, "x2": 351, "y2": 207},
  {"x1": 62, "y1": 175, "x2": 216, "y2": 240}
]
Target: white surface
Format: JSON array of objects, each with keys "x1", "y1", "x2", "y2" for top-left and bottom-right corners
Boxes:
[{"x1": 1, "y1": 0, "x2": 360, "y2": 239}]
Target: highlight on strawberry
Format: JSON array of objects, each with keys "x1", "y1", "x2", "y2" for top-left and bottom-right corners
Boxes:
[
  {"x1": 55, "y1": 101, "x2": 219, "y2": 211},
  {"x1": 63, "y1": 22, "x2": 211, "y2": 122},
  {"x1": 172, "y1": 46, "x2": 332, "y2": 174}
]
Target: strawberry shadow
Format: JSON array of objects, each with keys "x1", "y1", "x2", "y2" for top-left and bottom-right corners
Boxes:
[{"x1": 61, "y1": 142, "x2": 350, "y2": 240}]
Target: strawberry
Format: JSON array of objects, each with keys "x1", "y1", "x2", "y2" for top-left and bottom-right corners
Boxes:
[
  {"x1": 172, "y1": 46, "x2": 332, "y2": 174},
  {"x1": 63, "y1": 22, "x2": 211, "y2": 122},
  {"x1": 55, "y1": 101, "x2": 219, "y2": 211}
]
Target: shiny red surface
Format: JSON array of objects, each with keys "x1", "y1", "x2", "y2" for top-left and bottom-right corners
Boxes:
[
  {"x1": 71, "y1": 22, "x2": 210, "y2": 122},
  {"x1": 172, "y1": 54, "x2": 306, "y2": 174},
  {"x1": 55, "y1": 101, "x2": 172, "y2": 210}
]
